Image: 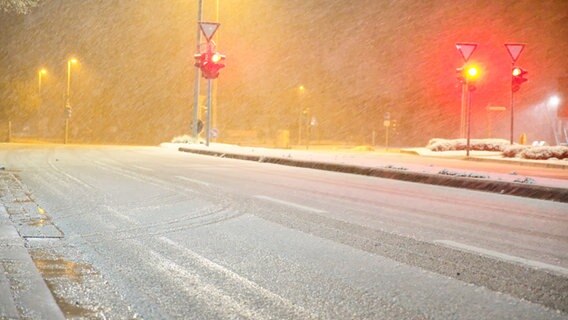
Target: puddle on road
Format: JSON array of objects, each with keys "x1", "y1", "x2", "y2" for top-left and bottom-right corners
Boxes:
[
  {"x1": 31, "y1": 251, "x2": 98, "y2": 318},
  {"x1": 26, "y1": 218, "x2": 49, "y2": 227}
]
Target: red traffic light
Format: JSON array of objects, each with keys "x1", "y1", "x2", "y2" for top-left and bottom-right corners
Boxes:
[
  {"x1": 194, "y1": 51, "x2": 225, "y2": 79},
  {"x1": 512, "y1": 66, "x2": 527, "y2": 92}
]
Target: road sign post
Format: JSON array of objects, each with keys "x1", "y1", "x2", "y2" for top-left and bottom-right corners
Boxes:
[
  {"x1": 195, "y1": 22, "x2": 223, "y2": 147},
  {"x1": 505, "y1": 43, "x2": 526, "y2": 145},
  {"x1": 192, "y1": 0, "x2": 203, "y2": 140},
  {"x1": 456, "y1": 43, "x2": 478, "y2": 156}
]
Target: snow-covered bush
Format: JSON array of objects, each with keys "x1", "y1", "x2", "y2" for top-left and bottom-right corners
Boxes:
[
  {"x1": 426, "y1": 138, "x2": 510, "y2": 152},
  {"x1": 171, "y1": 134, "x2": 203, "y2": 144},
  {"x1": 501, "y1": 145, "x2": 527, "y2": 158},
  {"x1": 504, "y1": 145, "x2": 568, "y2": 160},
  {"x1": 428, "y1": 139, "x2": 568, "y2": 160}
]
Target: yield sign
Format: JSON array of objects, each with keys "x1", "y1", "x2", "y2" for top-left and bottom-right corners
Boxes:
[
  {"x1": 199, "y1": 22, "x2": 220, "y2": 42},
  {"x1": 455, "y1": 43, "x2": 477, "y2": 62},
  {"x1": 505, "y1": 43, "x2": 525, "y2": 63}
]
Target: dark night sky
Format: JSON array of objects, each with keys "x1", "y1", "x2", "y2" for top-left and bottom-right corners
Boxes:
[{"x1": 1, "y1": 0, "x2": 566, "y2": 145}]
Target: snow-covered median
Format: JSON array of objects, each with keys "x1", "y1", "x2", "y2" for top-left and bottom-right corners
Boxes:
[{"x1": 426, "y1": 138, "x2": 568, "y2": 160}]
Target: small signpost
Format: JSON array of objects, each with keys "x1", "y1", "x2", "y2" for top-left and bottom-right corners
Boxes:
[
  {"x1": 384, "y1": 112, "x2": 391, "y2": 151},
  {"x1": 455, "y1": 43, "x2": 478, "y2": 156},
  {"x1": 199, "y1": 22, "x2": 220, "y2": 42},
  {"x1": 505, "y1": 43, "x2": 526, "y2": 145},
  {"x1": 456, "y1": 43, "x2": 477, "y2": 63},
  {"x1": 196, "y1": 22, "x2": 224, "y2": 147}
]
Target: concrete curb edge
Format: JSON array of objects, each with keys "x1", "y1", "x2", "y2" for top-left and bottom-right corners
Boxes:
[{"x1": 179, "y1": 147, "x2": 568, "y2": 203}]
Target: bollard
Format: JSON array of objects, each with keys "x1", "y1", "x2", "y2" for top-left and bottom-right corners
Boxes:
[{"x1": 519, "y1": 133, "x2": 527, "y2": 145}]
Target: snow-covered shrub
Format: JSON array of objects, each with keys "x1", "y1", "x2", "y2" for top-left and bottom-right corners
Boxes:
[
  {"x1": 519, "y1": 146, "x2": 568, "y2": 160},
  {"x1": 426, "y1": 138, "x2": 510, "y2": 152},
  {"x1": 502, "y1": 145, "x2": 528, "y2": 158},
  {"x1": 171, "y1": 134, "x2": 203, "y2": 144}
]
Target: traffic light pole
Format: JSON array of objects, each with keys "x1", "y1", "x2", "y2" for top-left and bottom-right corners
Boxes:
[
  {"x1": 192, "y1": 0, "x2": 203, "y2": 140},
  {"x1": 510, "y1": 62, "x2": 515, "y2": 145},
  {"x1": 205, "y1": 79, "x2": 212, "y2": 146},
  {"x1": 460, "y1": 82, "x2": 467, "y2": 138},
  {"x1": 64, "y1": 118, "x2": 69, "y2": 144},
  {"x1": 466, "y1": 81, "x2": 472, "y2": 157}
]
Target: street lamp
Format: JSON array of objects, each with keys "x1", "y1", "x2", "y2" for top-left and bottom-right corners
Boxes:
[
  {"x1": 64, "y1": 57, "x2": 78, "y2": 144},
  {"x1": 38, "y1": 68, "x2": 47, "y2": 95},
  {"x1": 548, "y1": 95, "x2": 561, "y2": 108}
]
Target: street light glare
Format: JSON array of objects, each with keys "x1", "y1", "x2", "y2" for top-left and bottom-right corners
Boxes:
[
  {"x1": 549, "y1": 95, "x2": 561, "y2": 108},
  {"x1": 39, "y1": 68, "x2": 47, "y2": 74},
  {"x1": 467, "y1": 67, "x2": 478, "y2": 77},
  {"x1": 69, "y1": 58, "x2": 78, "y2": 64}
]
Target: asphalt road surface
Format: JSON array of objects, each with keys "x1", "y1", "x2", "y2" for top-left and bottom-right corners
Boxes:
[{"x1": 1, "y1": 144, "x2": 567, "y2": 319}]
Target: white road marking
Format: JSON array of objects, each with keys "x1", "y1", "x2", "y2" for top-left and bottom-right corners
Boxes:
[
  {"x1": 146, "y1": 247, "x2": 263, "y2": 319},
  {"x1": 158, "y1": 237, "x2": 314, "y2": 318},
  {"x1": 254, "y1": 195, "x2": 327, "y2": 213},
  {"x1": 176, "y1": 176, "x2": 210, "y2": 186},
  {"x1": 102, "y1": 205, "x2": 138, "y2": 224},
  {"x1": 48, "y1": 160, "x2": 93, "y2": 189},
  {"x1": 434, "y1": 239, "x2": 568, "y2": 277},
  {"x1": 131, "y1": 165, "x2": 152, "y2": 172}
]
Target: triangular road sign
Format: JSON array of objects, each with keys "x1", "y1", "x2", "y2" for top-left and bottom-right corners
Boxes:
[
  {"x1": 505, "y1": 43, "x2": 525, "y2": 63},
  {"x1": 456, "y1": 43, "x2": 477, "y2": 62},
  {"x1": 199, "y1": 22, "x2": 220, "y2": 42}
]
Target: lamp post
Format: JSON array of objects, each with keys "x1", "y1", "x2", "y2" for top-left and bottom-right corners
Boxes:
[
  {"x1": 64, "y1": 58, "x2": 78, "y2": 144},
  {"x1": 38, "y1": 68, "x2": 47, "y2": 95},
  {"x1": 297, "y1": 85, "x2": 306, "y2": 145}
]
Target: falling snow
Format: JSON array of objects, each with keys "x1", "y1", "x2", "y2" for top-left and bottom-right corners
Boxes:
[{"x1": 0, "y1": 0, "x2": 567, "y2": 146}]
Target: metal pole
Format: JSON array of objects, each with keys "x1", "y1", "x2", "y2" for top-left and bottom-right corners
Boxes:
[
  {"x1": 466, "y1": 83, "x2": 472, "y2": 157},
  {"x1": 306, "y1": 121, "x2": 310, "y2": 150},
  {"x1": 67, "y1": 61, "x2": 71, "y2": 99},
  {"x1": 460, "y1": 82, "x2": 466, "y2": 138},
  {"x1": 192, "y1": 0, "x2": 203, "y2": 140},
  {"x1": 64, "y1": 119, "x2": 69, "y2": 144},
  {"x1": 510, "y1": 63, "x2": 515, "y2": 144},
  {"x1": 385, "y1": 126, "x2": 389, "y2": 151},
  {"x1": 38, "y1": 71, "x2": 42, "y2": 95},
  {"x1": 64, "y1": 60, "x2": 71, "y2": 144},
  {"x1": 206, "y1": 79, "x2": 212, "y2": 146},
  {"x1": 298, "y1": 110, "x2": 302, "y2": 146},
  {"x1": 7, "y1": 121, "x2": 11, "y2": 143}
]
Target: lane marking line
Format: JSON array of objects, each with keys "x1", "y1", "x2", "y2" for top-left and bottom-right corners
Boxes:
[
  {"x1": 254, "y1": 195, "x2": 327, "y2": 213},
  {"x1": 131, "y1": 165, "x2": 153, "y2": 172},
  {"x1": 434, "y1": 239, "x2": 568, "y2": 277},
  {"x1": 176, "y1": 176, "x2": 210, "y2": 186},
  {"x1": 158, "y1": 237, "x2": 314, "y2": 318},
  {"x1": 48, "y1": 160, "x2": 93, "y2": 189},
  {"x1": 146, "y1": 247, "x2": 262, "y2": 319}
]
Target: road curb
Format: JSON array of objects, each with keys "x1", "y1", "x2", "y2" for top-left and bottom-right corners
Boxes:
[
  {"x1": 179, "y1": 147, "x2": 568, "y2": 203},
  {"x1": 0, "y1": 178, "x2": 66, "y2": 320},
  {"x1": 465, "y1": 156, "x2": 568, "y2": 169}
]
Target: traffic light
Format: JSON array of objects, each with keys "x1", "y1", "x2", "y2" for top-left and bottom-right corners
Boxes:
[
  {"x1": 512, "y1": 66, "x2": 527, "y2": 92},
  {"x1": 194, "y1": 51, "x2": 226, "y2": 79},
  {"x1": 465, "y1": 65, "x2": 479, "y2": 91},
  {"x1": 456, "y1": 65, "x2": 479, "y2": 91},
  {"x1": 456, "y1": 67, "x2": 465, "y2": 84}
]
